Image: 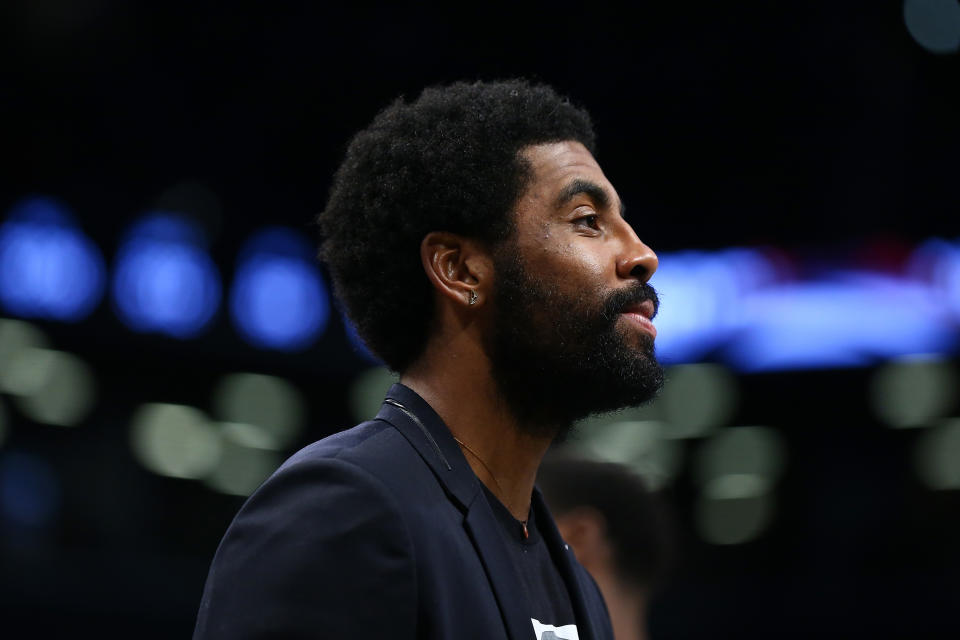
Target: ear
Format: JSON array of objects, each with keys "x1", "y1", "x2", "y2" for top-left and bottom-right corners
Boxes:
[
  {"x1": 554, "y1": 507, "x2": 611, "y2": 571},
  {"x1": 420, "y1": 232, "x2": 492, "y2": 307}
]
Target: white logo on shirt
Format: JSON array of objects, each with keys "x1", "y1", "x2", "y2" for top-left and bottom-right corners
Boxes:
[{"x1": 531, "y1": 618, "x2": 579, "y2": 640}]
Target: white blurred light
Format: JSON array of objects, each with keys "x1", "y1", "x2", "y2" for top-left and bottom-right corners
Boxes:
[
  {"x1": 695, "y1": 491, "x2": 774, "y2": 545},
  {"x1": 203, "y1": 422, "x2": 282, "y2": 496},
  {"x1": 130, "y1": 404, "x2": 221, "y2": 479},
  {"x1": 212, "y1": 373, "x2": 305, "y2": 449},
  {"x1": 349, "y1": 366, "x2": 399, "y2": 422},
  {"x1": 5, "y1": 348, "x2": 96, "y2": 427},
  {"x1": 904, "y1": 0, "x2": 960, "y2": 54},
  {"x1": 569, "y1": 419, "x2": 684, "y2": 490},
  {"x1": 0, "y1": 319, "x2": 49, "y2": 392},
  {"x1": 914, "y1": 418, "x2": 960, "y2": 489},
  {"x1": 660, "y1": 364, "x2": 737, "y2": 438},
  {"x1": 871, "y1": 356, "x2": 957, "y2": 428},
  {"x1": 703, "y1": 473, "x2": 771, "y2": 500},
  {"x1": 694, "y1": 426, "x2": 786, "y2": 486}
]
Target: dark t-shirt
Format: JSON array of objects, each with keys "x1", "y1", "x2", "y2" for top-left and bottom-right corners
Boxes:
[{"x1": 481, "y1": 485, "x2": 579, "y2": 640}]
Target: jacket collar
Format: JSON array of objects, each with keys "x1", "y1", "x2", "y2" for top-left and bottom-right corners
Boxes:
[
  {"x1": 377, "y1": 382, "x2": 480, "y2": 510},
  {"x1": 376, "y1": 383, "x2": 600, "y2": 640}
]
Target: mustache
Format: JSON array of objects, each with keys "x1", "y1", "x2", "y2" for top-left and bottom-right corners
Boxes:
[{"x1": 601, "y1": 282, "x2": 659, "y2": 322}]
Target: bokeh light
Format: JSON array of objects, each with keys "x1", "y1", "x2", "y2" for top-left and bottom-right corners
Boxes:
[
  {"x1": 909, "y1": 238, "x2": 960, "y2": 320},
  {"x1": 694, "y1": 426, "x2": 786, "y2": 486},
  {"x1": 0, "y1": 196, "x2": 106, "y2": 321},
  {"x1": 726, "y1": 273, "x2": 953, "y2": 371},
  {"x1": 695, "y1": 491, "x2": 775, "y2": 545},
  {"x1": 349, "y1": 366, "x2": 399, "y2": 422},
  {"x1": 3, "y1": 348, "x2": 96, "y2": 427},
  {"x1": 652, "y1": 249, "x2": 776, "y2": 364},
  {"x1": 660, "y1": 364, "x2": 738, "y2": 439},
  {"x1": 112, "y1": 213, "x2": 222, "y2": 338},
  {"x1": 565, "y1": 415, "x2": 683, "y2": 490},
  {"x1": 212, "y1": 373, "x2": 305, "y2": 449},
  {"x1": 0, "y1": 451, "x2": 61, "y2": 528},
  {"x1": 871, "y1": 356, "x2": 957, "y2": 428},
  {"x1": 230, "y1": 227, "x2": 330, "y2": 351},
  {"x1": 130, "y1": 403, "x2": 221, "y2": 479},
  {"x1": 692, "y1": 426, "x2": 784, "y2": 544},
  {"x1": 0, "y1": 319, "x2": 49, "y2": 390},
  {"x1": 203, "y1": 422, "x2": 282, "y2": 496},
  {"x1": 914, "y1": 418, "x2": 960, "y2": 489},
  {"x1": 904, "y1": 0, "x2": 960, "y2": 54}
]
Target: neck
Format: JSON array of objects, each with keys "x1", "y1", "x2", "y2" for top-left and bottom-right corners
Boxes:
[{"x1": 401, "y1": 341, "x2": 555, "y2": 521}]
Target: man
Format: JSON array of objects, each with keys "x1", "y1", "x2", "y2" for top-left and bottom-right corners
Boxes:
[
  {"x1": 537, "y1": 458, "x2": 673, "y2": 640},
  {"x1": 194, "y1": 80, "x2": 663, "y2": 639}
]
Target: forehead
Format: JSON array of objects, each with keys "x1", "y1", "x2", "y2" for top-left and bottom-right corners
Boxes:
[
  {"x1": 517, "y1": 141, "x2": 617, "y2": 214},
  {"x1": 522, "y1": 140, "x2": 604, "y2": 181}
]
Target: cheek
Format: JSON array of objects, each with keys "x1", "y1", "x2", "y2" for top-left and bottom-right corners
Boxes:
[{"x1": 529, "y1": 247, "x2": 608, "y2": 287}]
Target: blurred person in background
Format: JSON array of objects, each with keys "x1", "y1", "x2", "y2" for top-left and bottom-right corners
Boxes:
[
  {"x1": 194, "y1": 79, "x2": 663, "y2": 640},
  {"x1": 538, "y1": 457, "x2": 673, "y2": 640}
]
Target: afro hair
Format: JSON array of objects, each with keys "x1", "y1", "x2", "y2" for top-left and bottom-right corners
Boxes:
[{"x1": 318, "y1": 79, "x2": 596, "y2": 372}]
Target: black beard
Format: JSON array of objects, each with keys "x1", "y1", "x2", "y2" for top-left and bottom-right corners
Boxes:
[{"x1": 488, "y1": 250, "x2": 665, "y2": 439}]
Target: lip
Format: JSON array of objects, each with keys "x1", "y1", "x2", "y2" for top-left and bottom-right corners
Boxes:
[{"x1": 620, "y1": 300, "x2": 657, "y2": 338}]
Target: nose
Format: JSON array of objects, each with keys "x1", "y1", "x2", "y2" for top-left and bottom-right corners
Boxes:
[{"x1": 616, "y1": 222, "x2": 658, "y2": 283}]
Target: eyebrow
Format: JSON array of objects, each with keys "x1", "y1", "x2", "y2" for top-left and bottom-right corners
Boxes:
[{"x1": 555, "y1": 178, "x2": 626, "y2": 217}]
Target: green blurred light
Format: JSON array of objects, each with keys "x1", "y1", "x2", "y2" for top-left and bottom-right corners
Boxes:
[
  {"x1": 914, "y1": 418, "x2": 960, "y2": 490},
  {"x1": 212, "y1": 373, "x2": 305, "y2": 449},
  {"x1": 695, "y1": 491, "x2": 774, "y2": 545},
  {"x1": 349, "y1": 366, "x2": 399, "y2": 422},
  {"x1": 871, "y1": 356, "x2": 957, "y2": 428},
  {"x1": 6, "y1": 348, "x2": 96, "y2": 427},
  {"x1": 130, "y1": 403, "x2": 221, "y2": 479},
  {"x1": 694, "y1": 426, "x2": 786, "y2": 487},
  {"x1": 660, "y1": 364, "x2": 738, "y2": 438},
  {"x1": 703, "y1": 473, "x2": 771, "y2": 500},
  {"x1": 203, "y1": 422, "x2": 282, "y2": 496},
  {"x1": 0, "y1": 319, "x2": 49, "y2": 392},
  {"x1": 565, "y1": 419, "x2": 683, "y2": 490}
]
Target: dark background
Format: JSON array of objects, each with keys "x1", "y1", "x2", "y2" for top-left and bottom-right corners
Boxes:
[{"x1": 1, "y1": 1, "x2": 959, "y2": 637}]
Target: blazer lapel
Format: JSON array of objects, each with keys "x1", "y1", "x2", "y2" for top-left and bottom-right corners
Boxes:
[{"x1": 375, "y1": 384, "x2": 535, "y2": 640}]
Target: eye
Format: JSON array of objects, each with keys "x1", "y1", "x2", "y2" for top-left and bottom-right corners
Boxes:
[{"x1": 574, "y1": 213, "x2": 601, "y2": 231}]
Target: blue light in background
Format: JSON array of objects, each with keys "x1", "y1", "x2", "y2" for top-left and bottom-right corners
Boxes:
[
  {"x1": 0, "y1": 196, "x2": 106, "y2": 321},
  {"x1": 230, "y1": 227, "x2": 330, "y2": 351},
  {"x1": 112, "y1": 213, "x2": 221, "y2": 338},
  {"x1": 909, "y1": 238, "x2": 960, "y2": 319},
  {"x1": 723, "y1": 272, "x2": 955, "y2": 372},
  {"x1": 0, "y1": 451, "x2": 61, "y2": 529},
  {"x1": 652, "y1": 248, "x2": 776, "y2": 364}
]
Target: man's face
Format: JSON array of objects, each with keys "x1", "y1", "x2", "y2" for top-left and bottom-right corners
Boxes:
[{"x1": 488, "y1": 141, "x2": 664, "y2": 434}]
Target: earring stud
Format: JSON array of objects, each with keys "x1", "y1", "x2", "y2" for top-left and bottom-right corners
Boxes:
[{"x1": 468, "y1": 290, "x2": 478, "y2": 305}]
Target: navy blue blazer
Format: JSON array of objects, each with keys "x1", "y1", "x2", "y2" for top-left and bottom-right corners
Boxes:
[{"x1": 194, "y1": 384, "x2": 613, "y2": 639}]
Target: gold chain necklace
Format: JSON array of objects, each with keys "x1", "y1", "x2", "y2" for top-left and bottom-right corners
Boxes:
[{"x1": 453, "y1": 436, "x2": 529, "y2": 539}]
